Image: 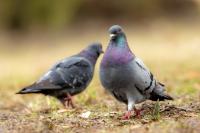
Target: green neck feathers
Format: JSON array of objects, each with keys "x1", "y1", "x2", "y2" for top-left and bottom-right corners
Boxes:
[{"x1": 116, "y1": 35, "x2": 126, "y2": 47}]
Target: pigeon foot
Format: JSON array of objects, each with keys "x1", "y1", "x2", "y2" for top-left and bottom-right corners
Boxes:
[
  {"x1": 134, "y1": 107, "x2": 143, "y2": 118},
  {"x1": 122, "y1": 111, "x2": 132, "y2": 120},
  {"x1": 63, "y1": 93, "x2": 75, "y2": 108}
]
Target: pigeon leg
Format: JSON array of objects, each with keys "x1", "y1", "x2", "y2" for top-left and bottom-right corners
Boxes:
[
  {"x1": 60, "y1": 98, "x2": 68, "y2": 109},
  {"x1": 66, "y1": 93, "x2": 75, "y2": 108},
  {"x1": 134, "y1": 107, "x2": 143, "y2": 118},
  {"x1": 57, "y1": 99, "x2": 69, "y2": 113},
  {"x1": 60, "y1": 93, "x2": 75, "y2": 109},
  {"x1": 122, "y1": 111, "x2": 132, "y2": 120},
  {"x1": 121, "y1": 99, "x2": 134, "y2": 120}
]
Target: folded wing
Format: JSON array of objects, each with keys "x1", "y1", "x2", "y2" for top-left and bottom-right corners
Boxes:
[{"x1": 17, "y1": 57, "x2": 93, "y2": 94}]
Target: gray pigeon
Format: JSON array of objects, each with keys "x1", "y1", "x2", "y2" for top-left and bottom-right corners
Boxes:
[
  {"x1": 100, "y1": 25, "x2": 173, "y2": 119},
  {"x1": 17, "y1": 43, "x2": 103, "y2": 108}
]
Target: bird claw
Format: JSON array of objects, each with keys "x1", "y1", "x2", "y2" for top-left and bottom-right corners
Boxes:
[
  {"x1": 63, "y1": 94, "x2": 75, "y2": 108},
  {"x1": 134, "y1": 108, "x2": 143, "y2": 118},
  {"x1": 121, "y1": 108, "x2": 144, "y2": 120},
  {"x1": 67, "y1": 100, "x2": 75, "y2": 108},
  {"x1": 121, "y1": 111, "x2": 132, "y2": 120}
]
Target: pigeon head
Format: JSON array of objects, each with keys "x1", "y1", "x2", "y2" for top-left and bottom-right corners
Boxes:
[
  {"x1": 79, "y1": 42, "x2": 103, "y2": 64},
  {"x1": 109, "y1": 25, "x2": 126, "y2": 45},
  {"x1": 109, "y1": 25, "x2": 123, "y2": 36},
  {"x1": 87, "y1": 43, "x2": 104, "y2": 56},
  {"x1": 108, "y1": 25, "x2": 126, "y2": 41}
]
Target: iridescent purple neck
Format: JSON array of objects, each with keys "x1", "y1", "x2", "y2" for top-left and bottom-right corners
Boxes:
[
  {"x1": 101, "y1": 39, "x2": 135, "y2": 67},
  {"x1": 79, "y1": 50, "x2": 98, "y2": 65}
]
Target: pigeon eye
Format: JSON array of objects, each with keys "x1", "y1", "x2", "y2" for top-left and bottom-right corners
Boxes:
[{"x1": 113, "y1": 31, "x2": 117, "y2": 34}]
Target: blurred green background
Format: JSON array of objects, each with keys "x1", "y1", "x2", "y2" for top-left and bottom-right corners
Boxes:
[{"x1": 0, "y1": 0, "x2": 200, "y2": 31}]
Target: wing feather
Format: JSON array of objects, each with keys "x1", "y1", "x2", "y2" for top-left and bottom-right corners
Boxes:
[
  {"x1": 35, "y1": 57, "x2": 92, "y2": 91},
  {"x1": 133, "y1": 57, "x2": 156, "y2": 94}
]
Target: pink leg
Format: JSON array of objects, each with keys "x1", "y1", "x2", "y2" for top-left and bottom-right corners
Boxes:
[
  {"x1": 122, "y1": 111, "x2": 132, "y2": 120},
  {"x1": 63, "y1": 93, "x2": 75, "y2": 108},
  {"x1": 134, "y1": 107, "x2": 143, "y2": 118}
]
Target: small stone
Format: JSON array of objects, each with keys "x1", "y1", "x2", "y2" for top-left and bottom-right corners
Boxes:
[{"x1": 80, "y1": 111, "x2": 91, "y2": 119}]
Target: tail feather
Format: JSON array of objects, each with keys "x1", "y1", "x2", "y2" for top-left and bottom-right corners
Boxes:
[
  {"x1": 16, "y1": 81, "x2": 62, "y2": 94},
  {"x1": 149, "y1": 92, "x2": 173, "y2": 101},
  {"x1": 16, "y1": 84, "x2": 41, "y2": 94},
  {"x1": 149, "y1": 82, "x2": 173, "y2": 101}
]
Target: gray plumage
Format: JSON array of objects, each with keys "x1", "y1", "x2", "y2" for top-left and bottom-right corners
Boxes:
[
  {"x1": 17, "y1": 43, "x2": 103, "y2": 107},
  {"x1": 100, "y1": 25, "x2": 173, "y2": 117}
]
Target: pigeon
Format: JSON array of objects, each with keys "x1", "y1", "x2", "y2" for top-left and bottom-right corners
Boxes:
[
  {"x1": 17, "y1": 43, "x2": 103, "y2": 108},
  {"x1": 100, "y1": 25, "x2": 173, "y2": 119}
]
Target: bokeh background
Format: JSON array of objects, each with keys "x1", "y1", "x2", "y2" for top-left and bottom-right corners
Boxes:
[
  {"x1": 1, "y1": 0, "x2": 200, "y2": 132},
  {"x1": 0, "y1": 0, "x2": 200, "y2": 31}
]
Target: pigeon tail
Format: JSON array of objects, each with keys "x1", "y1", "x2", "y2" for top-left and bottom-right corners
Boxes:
[
  {"x1": 149, "y1": 82, "x2": 173, "y2": 101},
  {"x1": 16, "y1": 84, "x2": 41, "y2": 94},
  {"x1": 16, "y1": 82, "x2": 62, "y2": 94}
]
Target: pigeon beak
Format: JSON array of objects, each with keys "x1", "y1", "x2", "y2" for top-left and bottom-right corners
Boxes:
[{"x1": 110, "y1": 34, "x2": 116, "y2": 38}]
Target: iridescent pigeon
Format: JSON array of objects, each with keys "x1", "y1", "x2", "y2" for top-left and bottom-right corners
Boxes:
[
  {"x1": 100, "y1": 25, "x2": 173, "y2": 119},
  {"x1": 17, "y1": 43, "x2": 103, "y2": 108}
]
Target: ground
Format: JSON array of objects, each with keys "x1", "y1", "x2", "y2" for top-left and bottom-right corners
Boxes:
[{"x1": 0, "y1": 22, "x2": 200, "y2": 133}]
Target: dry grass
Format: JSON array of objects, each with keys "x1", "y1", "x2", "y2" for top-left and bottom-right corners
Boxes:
[{"x1": 0, "y1": 22, "x2": 200, "y2": 133}]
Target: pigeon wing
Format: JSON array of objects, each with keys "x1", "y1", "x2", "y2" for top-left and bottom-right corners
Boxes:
[
  {"x1": 132, "y1": 57, "x2": 156, "y2": 94},
  {"x1": 35, "y1": 57, "x2": 93, "y2": 91}
]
